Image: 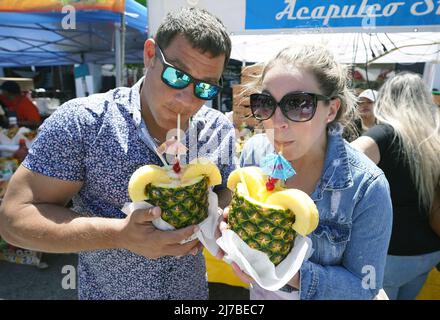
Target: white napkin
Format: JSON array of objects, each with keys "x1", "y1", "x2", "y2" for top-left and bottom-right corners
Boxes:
[
  {"x1": 121, "y1": 189, "x2": 222, "y2": 256},
  {"x1": 216, "y1": 229, "x2": 313, "y2": 291}
]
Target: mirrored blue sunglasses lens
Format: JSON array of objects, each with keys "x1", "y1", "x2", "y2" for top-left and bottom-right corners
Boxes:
[
  {"x1": 162, "y1": 67, "x2": 191, "y2": 88},
  {"x1": 195, "y1": 82, "x2": 219, "y2": 100}
]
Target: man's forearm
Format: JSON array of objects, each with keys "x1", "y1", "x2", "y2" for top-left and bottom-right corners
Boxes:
[{"x1": 0, "y1": 203, "x2": 123, "y2": 253}]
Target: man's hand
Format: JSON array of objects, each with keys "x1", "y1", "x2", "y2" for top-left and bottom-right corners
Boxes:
[{"x1": 119, "y1": 206, "x2": 202, "y2": 259}]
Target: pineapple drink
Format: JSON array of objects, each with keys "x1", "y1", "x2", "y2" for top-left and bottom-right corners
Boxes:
[
  {"x1": 227, "y1": 167, "x2": 319, "y2": 265},
  {"x1": 128, "y1": 158, "x2": 221, "y2": 229}
]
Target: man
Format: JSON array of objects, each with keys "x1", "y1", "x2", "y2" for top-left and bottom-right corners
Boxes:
[
  {"x1": 0, "y1": 8, "x2": 234, "y2": 300},
  {"x1": 357, "y1": 89, "x2": 378, "y2": 131},
  {"x1": 0, "y1": 80, "x2": 41, "y2": 129}
]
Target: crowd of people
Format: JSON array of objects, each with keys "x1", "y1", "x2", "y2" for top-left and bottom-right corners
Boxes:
[
  {"x1": 351, "y1": 73, "x2": 440, "y2": 299},
  {"x1": 0, "y1": 7, "x2": 438, "y2": 300}
]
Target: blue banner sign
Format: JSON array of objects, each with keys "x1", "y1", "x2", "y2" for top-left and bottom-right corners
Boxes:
[{"x1": 245, "y1": 0, "x2": 440, "y2": 30}]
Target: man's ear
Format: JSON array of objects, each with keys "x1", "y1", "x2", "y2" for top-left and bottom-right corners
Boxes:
[
  {"x1": 326, "y1": 97, "x2": 341, "y2": 123},
  {"x1": 143, "y1": 38, "x2": 156, "y2": 69}
]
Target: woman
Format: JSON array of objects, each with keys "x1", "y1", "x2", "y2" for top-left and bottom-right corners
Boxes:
[
  {"x1": 220, "y1": 43, "x2": 393, "y2": 300},
  {"x1": 351, "y1": 72, "x2": 440, "y2": 300}
]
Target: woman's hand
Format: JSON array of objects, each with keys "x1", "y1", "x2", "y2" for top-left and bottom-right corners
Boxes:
[
  {"x1": 215, "y1": 206, "x2": 300, "y2": 288},
  {"x1": 214, "y1": 206, "x2": 229, "y2": 260},
  {"x1": 230, "y1": 261, "x2": 256, "y2": 284},
  {"x1": 215, "y1": 206, "x2": 255, "y2": 283}
]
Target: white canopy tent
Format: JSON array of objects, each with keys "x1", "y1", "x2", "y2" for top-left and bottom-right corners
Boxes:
[{"x1": 230, "y1": 32, "x2": 440, "y2": 64}]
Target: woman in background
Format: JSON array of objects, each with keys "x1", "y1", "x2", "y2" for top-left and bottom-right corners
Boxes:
[{"x1": 352, "y1": 72, "x2": 440, "y2": 300}]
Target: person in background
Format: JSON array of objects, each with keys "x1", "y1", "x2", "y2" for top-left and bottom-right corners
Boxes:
[
  {"x1": 219, "y1": 43, "x2": 393, "y2": 300},
  {"x1": 0, "y1": 99, "x2": 8, "y2": 128},
  {"x1": 357, "y1": 89, "x2": 378, "y2": 131},
  {"x1": 0, "y1": 81, "x2": 41, "y2": 129},
  {"x1": 351, "y1": 72, "x2": 440, "y2": 300}
]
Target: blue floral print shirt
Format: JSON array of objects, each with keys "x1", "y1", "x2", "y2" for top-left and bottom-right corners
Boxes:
[{"x1": 22, "y1": 78, "x2": 236, "y2": 300}]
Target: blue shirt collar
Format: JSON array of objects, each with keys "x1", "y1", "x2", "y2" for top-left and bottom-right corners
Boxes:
[
  {"x1": 126, "y1": 77, "x2": 207, "y2": 160},
  {"x1": 128, "y1": 77, "x2": 143, "y2": 127}
]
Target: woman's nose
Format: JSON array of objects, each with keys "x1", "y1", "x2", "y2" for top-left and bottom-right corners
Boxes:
[{"x1": 271, "y1": 105, "x2": 289, "y2": 129}]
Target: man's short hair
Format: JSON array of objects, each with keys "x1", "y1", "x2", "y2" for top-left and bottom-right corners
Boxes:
[{"x1": 155, "y1": 7, "x2": 231, "y2": 67}]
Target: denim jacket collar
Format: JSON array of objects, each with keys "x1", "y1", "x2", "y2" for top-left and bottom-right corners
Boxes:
[{"x1": 312, "y1": 124, "x2": 353, "y2": 201}]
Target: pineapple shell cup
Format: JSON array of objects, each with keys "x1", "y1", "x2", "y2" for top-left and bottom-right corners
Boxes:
[
  {"x1": 147, "y1": 176, "x2": 209, "y2": 229},
  {"x1": 227, "y1": 167, "x2": 319, "y2": 266},
  {"x1": 128, "y1": 158, "x2": 222, "y2": 229},
  {"x1": 229, "y1": 190, "x2": 296, "y2": 265}
]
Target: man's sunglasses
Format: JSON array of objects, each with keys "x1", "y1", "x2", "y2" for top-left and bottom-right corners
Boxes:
[
  {"x1": 249, "y1": 91, "x2": 332, "y2": 122},
  {"x1": 155, "y1": 45, "x2": 222, "y2": 100}
]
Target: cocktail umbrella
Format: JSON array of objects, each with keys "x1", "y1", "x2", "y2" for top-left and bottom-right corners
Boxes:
[
  {"x1": 261, "y1": 152, "x2": 296, "y2": 180},
  {"x1": 260, "y1": 144, "x2": 296, "y2": 191}
]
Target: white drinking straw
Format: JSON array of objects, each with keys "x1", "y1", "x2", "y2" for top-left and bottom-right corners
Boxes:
[{"x1": 177, "y1": 113, "x2": 181, "y2": 143}]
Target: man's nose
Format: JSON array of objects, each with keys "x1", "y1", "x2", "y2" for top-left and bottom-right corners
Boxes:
[{"x1": 174, "y1": 84, "x2": 197, "y2": 108}]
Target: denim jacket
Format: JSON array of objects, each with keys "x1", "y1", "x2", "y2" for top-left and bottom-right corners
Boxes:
[{"x1": 240, "y1": 126, "x2": 393, "y2": 300}]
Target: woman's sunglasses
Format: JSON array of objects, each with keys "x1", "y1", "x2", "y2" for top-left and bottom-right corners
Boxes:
[
  {"x1": 249, "y1": 91, "x2": 332, "y2": 122},
  {"x1": 155, "y1": 45, "x2": 222, "y2": 100}
]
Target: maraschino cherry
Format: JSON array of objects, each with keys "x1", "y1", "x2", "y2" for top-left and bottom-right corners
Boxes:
[
  {"x1": 173, "y1": 160, "x2": 181, "y2": 173},
  {"x1": 266, "y1": 177, "x2": 279, "y2": 191}
]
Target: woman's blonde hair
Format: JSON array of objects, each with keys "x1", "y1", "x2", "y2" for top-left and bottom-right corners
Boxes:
[
  {"x1": 241, "y1": 43, "x2": 358, "y2": 135},
  {"x1": 375, "y1": 72, "x2": 440, "y2": 212}
]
